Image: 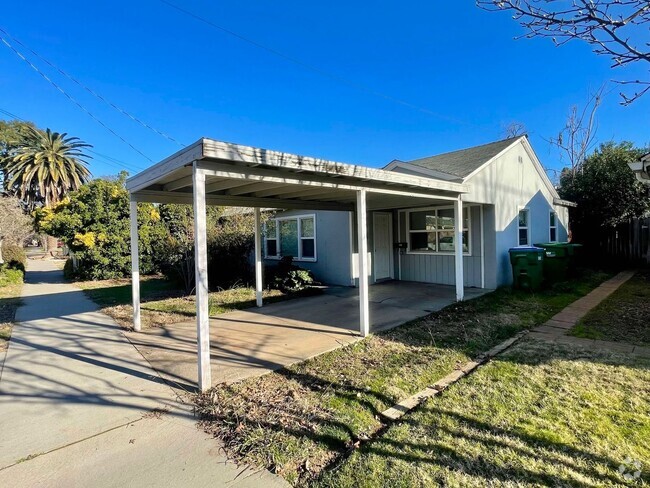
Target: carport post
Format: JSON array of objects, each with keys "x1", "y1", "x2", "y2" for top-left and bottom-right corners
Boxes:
[
  {"x1": 454, "y1": 194, "x2": 464, "y2": 301},
  {"x1": 356, "y1": 189, "x2": 370, "y2": 337},
  {"x1": 129, "y1": 199, "x2": 141, "y2": 332},
  {"x1": 193, "y1": 163, "x2": 212, "y2": 391},
  {"x1": 254, "y1": 207, "x2": 263, "y2": 307}
]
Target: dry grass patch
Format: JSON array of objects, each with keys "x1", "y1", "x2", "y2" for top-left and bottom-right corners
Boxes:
[
  {"x1": 195, "y1": 270, "x2": 613, "y2": 486},
  {"x1": 0, "y1": 282, "x2": 22, "y2": 352},
  {"x1": 76, "y1": 276, "x2": 317, "y2": 330}
]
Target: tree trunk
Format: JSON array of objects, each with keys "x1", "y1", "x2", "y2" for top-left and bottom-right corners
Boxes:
[{"x1": 46, "y1": 235, "x2": 58, "y2": 254}]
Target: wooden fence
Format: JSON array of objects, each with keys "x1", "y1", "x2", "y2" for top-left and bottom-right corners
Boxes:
[{"x1": 598, "y1": 218, "x2": 650, "y2": 265}]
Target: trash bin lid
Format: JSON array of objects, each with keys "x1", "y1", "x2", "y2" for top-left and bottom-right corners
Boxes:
[{"x1": 509, "y1": 246, "x2": 544, "y2": 252}]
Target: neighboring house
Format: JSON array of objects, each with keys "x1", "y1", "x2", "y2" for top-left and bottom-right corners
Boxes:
[
  {"x1": 629, "y1": 152, "x2": 650, "y2": 184},
  {"x1": 263, "y1": 136, "x2": 573, "y2": 289}
]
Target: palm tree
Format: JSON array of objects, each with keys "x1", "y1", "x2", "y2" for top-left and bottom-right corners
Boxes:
[{"x1": 5, "y1": 127, "x2": 92, "y2": 208}]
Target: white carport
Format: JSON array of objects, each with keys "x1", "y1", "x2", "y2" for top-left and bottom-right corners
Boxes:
[{"x1": 126, "y1": 138, "x2": 468, "y2": 391}]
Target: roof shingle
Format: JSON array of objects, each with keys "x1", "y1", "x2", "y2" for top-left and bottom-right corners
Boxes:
[{"x1": 405, "y1": 136, "x2": 523, "y2": 179}]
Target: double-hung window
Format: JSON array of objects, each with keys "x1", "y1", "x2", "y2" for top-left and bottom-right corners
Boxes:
[
  {"x1": 518, "y1": 209, "x2": 530, "y2": 245},
  {"x1": 407, "y1": 207, "x2": 469, "y2": 254},
  {"x1": 549, "y1": 211, "x2": 557, "y2": 242},
  {"x1": 265, "y1": 215, "x2": 316, "y2": 261}
]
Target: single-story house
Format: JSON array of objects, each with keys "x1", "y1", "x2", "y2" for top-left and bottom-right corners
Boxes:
[
  {"x1": 263, "y1": 135, "x2": 573, "y2": 290},
  {"x1": 126, "y1": 134, "x2": 574, "y2": 390}
]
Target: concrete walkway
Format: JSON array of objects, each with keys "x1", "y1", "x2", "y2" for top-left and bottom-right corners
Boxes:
[
  {"x1": 0, "y1": 260, "x2": 287, "y2": 487},
  {"x1": 530, "y1": 270, "x2": 650, "y2": 357}
]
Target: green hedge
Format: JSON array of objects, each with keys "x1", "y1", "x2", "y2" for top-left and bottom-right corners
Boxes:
[
  {"x1": 2, "y1": 244, "x2": 27, "y2": 273},
  {"x1": 0, "y1": 265, "x2": 23, "y2": 286}
]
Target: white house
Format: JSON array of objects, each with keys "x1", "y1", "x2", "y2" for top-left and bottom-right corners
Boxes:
[
  {"x1": 126, "y1": 134, "x2": 573, "y2": 390},
  {"x1": 264, "y1": 135, "x2": 573, "y2": 290}
]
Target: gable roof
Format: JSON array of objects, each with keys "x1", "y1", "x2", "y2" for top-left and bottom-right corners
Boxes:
[{"x1": 405, "y1": 136, "x2": 524, "y2": 178}]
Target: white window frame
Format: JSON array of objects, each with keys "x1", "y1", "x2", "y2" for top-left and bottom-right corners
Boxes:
[
  {"x1": 549, "y1": 211, "x2": 558, "y2": 242},
  {"x1": 402, "y1": 205, "x2": 472, "y2": 256},
  {"x1": 264, "y1": 214, "x2": 317, "y2": 262},
  {"x1": 518, "y1": 208, "x2": 530, "y2": 246}
]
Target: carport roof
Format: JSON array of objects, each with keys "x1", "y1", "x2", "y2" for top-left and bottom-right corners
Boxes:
[{"x1": 126, "y1": 138, "x2": 469, "y2": 211}]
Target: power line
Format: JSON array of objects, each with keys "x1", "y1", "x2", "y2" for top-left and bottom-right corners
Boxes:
[
  {"x1": 158, "y1": 0, "x2": 470, "y2": 126},
  {"x1": 0, "y1": 106, "x2": 144, "y2": 174},
  {"x1": 0, "y1": 29, "x2": 155, "y2": 164},
  {"x1": 0, "y1": 27, "x2": 184, "y2": 148}
]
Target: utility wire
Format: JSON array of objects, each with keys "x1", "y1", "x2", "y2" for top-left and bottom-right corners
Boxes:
[
  {"x1": 0, "y1": 106, "x2": 145, "y2": 174},
  {"x1": 0, "y1": 27, "x2": 183, "y2": 148},
  {"x1": 0, "y1": 30, "x2": 155, "y2": 163},
  {"x1": 158, "y1": 0, "x2": 469, "y2": 126}
]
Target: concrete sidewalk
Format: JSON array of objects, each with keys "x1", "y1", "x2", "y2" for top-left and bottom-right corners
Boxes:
[{"x1": 0, "y1": 260, "x2": 286, "y2": 487}]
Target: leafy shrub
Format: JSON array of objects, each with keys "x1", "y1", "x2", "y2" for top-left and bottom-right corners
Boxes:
[
  {"x1": 267, "y1": 256, "x2": 315, "y2": 293},
  {"x1": 34, "y1": 172, "x2": 168, "y2": 280},
  {"x1": 2, "y1": 243, "x2": 26, "y2": 273},
  {"x1": 0, "y1": 265, "x2": 23, "y2": 286}
]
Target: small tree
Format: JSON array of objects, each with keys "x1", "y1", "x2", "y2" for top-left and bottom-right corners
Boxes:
[
  {"x1": 35, "y1": 173, "x2": 166, "y2": 280},
  {"x1": 0, "y1": 196, "x2": 32, "y2": 264},
  {"x1": 558, "y1": 142, "x2": 650, "y2": 243}
]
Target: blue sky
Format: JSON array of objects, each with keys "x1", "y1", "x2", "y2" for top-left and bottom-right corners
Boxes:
[{"x1": 1, "y1": 1, "x2": 648, "y2": 179}]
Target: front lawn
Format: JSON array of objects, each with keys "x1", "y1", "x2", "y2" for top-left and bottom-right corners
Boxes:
[
  {"x1": 571, "y1": 269, "x2": 650, "y2": 346},
  {"x1": 75, "y1": 277, "x2": 317, "y2": 329},
  {"x1": 317, "y1": 339, "x2": 650, "y2": 487},
  {"x1": 195, "y1": 270, "x2": 612, "y2": 485},
  {"x1": 0, "y1": 282, "x2": 23, "y2": 353}
]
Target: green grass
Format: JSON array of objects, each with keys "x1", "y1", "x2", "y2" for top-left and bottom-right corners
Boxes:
[
  {"x1": 316, "y1": 339, "x2": 650, "y2": 487},
  {"x1": 195, "y1": 269, "x2": 613, "y2": 485},
  {"x1": 571, "y1": 269, "x2": 650, "y2": 346},
  {"x1": 75, "y1": 276, "x2": 319, "y2": 330}
]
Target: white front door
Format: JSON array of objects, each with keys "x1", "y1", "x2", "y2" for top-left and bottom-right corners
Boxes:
[{"x1": 373, "y1": 212, "x2": 393, "y2": 281}]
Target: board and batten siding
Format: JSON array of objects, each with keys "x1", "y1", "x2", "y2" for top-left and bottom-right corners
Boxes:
[
  {"x1": 262, "y1": 209, "x2": 352, "y2": 286},
  {"x1": 396, "y1": 205, "x2": 483, "y2": 288}
]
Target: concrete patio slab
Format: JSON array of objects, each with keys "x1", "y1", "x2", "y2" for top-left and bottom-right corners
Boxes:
[{"x1": 128, "y1": 281, "x2": 489, "y2": 388}]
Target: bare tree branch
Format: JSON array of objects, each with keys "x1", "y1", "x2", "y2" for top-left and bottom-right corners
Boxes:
[
  {"x1": 477, "y1": 0, "x2": 650, "y2": 104},
  {"x1": 546, "y1": 86, "x2": 605, "y2": 175}
]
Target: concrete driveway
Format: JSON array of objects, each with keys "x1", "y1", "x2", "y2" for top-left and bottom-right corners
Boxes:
[{"x1": 127, "y1": 281, "x2": 488, "y2": 389}]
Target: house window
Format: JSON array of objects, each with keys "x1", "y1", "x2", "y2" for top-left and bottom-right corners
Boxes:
[
  {"x1": 549, "y1": 211, "x2": 557, "y2": 242},
  {"x1": 518, "y1": 209, "x2": 530, "y2": 246},
  {"x1": 407, "y1": 207, "x2": 470, "y2": 254},
  {"x1": 265, "y1": 215, "x2": 316, "y2": 261}
]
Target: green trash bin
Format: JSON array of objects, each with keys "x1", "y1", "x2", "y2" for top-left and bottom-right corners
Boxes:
[
  {"x1": 534, "y1": 242, "x2": 571, "y2": 283},
  {"x1": 509, "y1": 246, "x2": 545, "y2": 290}
]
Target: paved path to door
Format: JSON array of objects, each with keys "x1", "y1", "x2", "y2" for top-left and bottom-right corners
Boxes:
[
  {"x1": 0, "y1": 260, "x2": 287, "y2": 487},
  {"x1": 530, "y1": 270, "x2": 650, "y2": 357}
]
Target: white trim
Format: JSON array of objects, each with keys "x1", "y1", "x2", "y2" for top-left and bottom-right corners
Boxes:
[
  {"x1": 372, "y1": 212, "x2": 394, "y2": 282},
  {"x1": 192, "y1": 165, "x2": 211, "y2": 392},
  {"x1": 264, "y1": 213, "x2": 317, "y2": 262},
  {"x1": 400, "y1": 204, "x2": 473, "y2": 256},
  {"x1": 348, "y1": 211, "x2": 355, "y2": 286},
  {"x1": 254, "y1": 208, "x2": 263, "y2": 307},
  {"x1": 129, "y1": 200, "x2": 141, "y2": 332},
  {"x1": 454, "y1": 195, "x2": 464, "y2": 301},
  {"x1": 397, "y1": 211, "x2": 402, "y2": 281},
  {"x1": 356, "y1": 190, "x2": 370, "y2": 337},
  {"x1": 549, "y1": 210, "x2": 558, "y2": 243},
  {"x1": 517, "y1": 208, "x2": 531, "y2": 246},
  {"x1": 479, "y1": 205, "x2": 485, "y2": 288}
]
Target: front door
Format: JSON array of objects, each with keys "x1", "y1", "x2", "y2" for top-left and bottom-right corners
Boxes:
[{"x1": 373, "y1": 212, "x2": 393, "y2": 281}]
